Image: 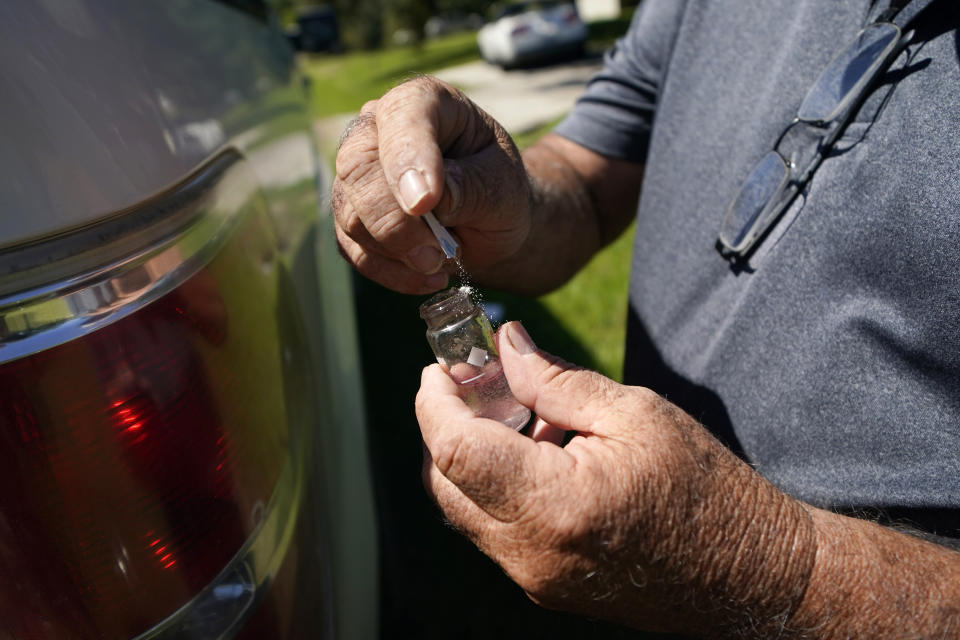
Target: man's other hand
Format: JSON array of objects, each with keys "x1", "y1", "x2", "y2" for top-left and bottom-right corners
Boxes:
[
  {"x1": 415, "y1": 321, "x2": 817, "y2": 636},
  {"x1": 333, "y1": 76, "x2": 532, "y2": 294}
]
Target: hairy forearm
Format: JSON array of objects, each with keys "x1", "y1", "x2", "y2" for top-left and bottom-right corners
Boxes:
[
  {"x1": 470, "y1": 133, "x2": 641, "y2": 295},
  {"x1": 619, "y1": 412, "x2": 960, "y2": 639},
  {"x1": 702, "y1": 483, "x2": 960, "y2": 638},
  {"x1": 693, "y1": 463, "x2": 960, "y2": 639},
  {"x1": 784, "y1": 507, "x2": 960, "y2": 638}
]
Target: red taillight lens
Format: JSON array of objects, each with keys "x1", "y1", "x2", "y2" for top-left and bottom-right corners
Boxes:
[
  {"x1": 0, "y1": 152, "x2": 305, "y2": 639},
  {"x1": 511, "y1": 23, "x2": 533, "y2": 37}
]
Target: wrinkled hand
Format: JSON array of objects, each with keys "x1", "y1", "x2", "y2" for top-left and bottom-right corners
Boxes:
[
  {"x1": 332, "y1": 76, "x2": 532, "y2": 294},
  {"x1": 416, "y1": 322, "x2": 816, "y2": 636}
]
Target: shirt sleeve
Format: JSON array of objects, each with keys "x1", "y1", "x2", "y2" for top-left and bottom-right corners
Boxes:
[{"x1": 553, "y1": 0, "x2": 688, "y2": 163}]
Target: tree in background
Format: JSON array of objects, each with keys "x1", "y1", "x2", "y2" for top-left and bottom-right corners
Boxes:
[
  {"x1": 276, "y1": 0, "x2": 491, "y2": 50},
  {"x1": 383, "y1": 0, "x2": 435, "y2": 46}
]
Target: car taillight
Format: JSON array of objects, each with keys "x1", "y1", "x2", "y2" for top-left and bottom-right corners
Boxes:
[
  {"x1": 511, "y1": 23, "x2": 533, "y2": 37},
  {"x1": 0, "y1": 151, "x2": 306, "y2": 639}
]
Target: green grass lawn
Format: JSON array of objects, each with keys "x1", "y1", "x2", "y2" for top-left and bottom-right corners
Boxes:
[
  {"x1": 489, "y1": 117, "x2": 633, "y2": 380},
  {"x1": 303, "y1": 31, "x2": 481, "y2": 118},
  {"x1": 303, "y1": 10, "x2": 634, "y2": 121}
]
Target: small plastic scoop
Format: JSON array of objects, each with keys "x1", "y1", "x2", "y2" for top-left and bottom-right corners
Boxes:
[{"x1": 423, "y1": 212, "x2": 459, "y2": 259}]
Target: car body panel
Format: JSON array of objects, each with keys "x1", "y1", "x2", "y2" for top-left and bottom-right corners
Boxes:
[
  {"x1": 0, "y1": 1, "x2": 378, "y2": 637},
  {"x1": 1, "y1": 2, "x2": 290, "y2": 247}
]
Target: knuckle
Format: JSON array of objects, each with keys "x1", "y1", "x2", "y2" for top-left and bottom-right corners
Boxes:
[
  {"x1": 332, "y1": 190, "x2": 377, "y2": 245},
  {"x1": 430, "y1": 429, "x2": 467, "y2": 479},
  {"x1": 335, "y1": 148, "x2": 379, "y2": 190},
  {"x1": 341, "y1": 179, "x2": 412, "y2": 247},
  {"x1": 335, "y1": 146, "x2": 377, "y2": 185},
  {"x1": 335, "y1": 226, "x2": 376, "y2": 271},
  {"x1": 352, "y1": 252, "x2": 412, "y2": 293},
  {"x1": 376, "y1": 81, "x2": 425, "y2": 120},
  {"x1": 335, "y1": 203, "x2": 430, "y2": 294},
  {"x1": 539, "y1": 364, "x2": 629, "y2": 424},
  {"x1": 365, "y1": 210, "x2": 415, "y2": 247},
  {"x1": 337, "y1": 111, "x2": 376, "y2": 153},
  {"x1": 537, "y1": 363, "x2": 590, "y2": 398},
  {"x1": 629, "y1": 385, "x2": 664, "y2": 415},
  {"x1": 351, "y1": 249, "x2": 376, "y2": 274},
  {"x1": 388, "y1": 74, "x2": 444, "y2": 100},
  {"x1": 341, "y1": 208, "x2": 367, "y2": 239}
]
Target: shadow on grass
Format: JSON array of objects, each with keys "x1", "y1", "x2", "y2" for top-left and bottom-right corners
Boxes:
[{"x1": 353, "y1": 276, "x2": 652, "y2": 639}]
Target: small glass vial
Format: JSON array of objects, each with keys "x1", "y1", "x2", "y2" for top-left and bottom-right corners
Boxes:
[{"x1": 419, "y1": 287, "x2": 531, "y2": 430}]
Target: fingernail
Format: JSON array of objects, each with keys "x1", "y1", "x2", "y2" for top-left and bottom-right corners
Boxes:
[
  {"x1": 408, "y1": 245, "x2": 444, "y2": 274},
  {"x1": 399, "y1": 169, "x2": 429, "y2": 212},
  {"x1": 505, "y1": 322, "x2": 536, "y2": 355}
]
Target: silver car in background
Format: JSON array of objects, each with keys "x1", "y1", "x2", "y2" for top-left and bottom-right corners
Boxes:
[
  {"x1": 478, "y1": 1, "x2": 588, "y2": 68},
  {"x1": 0, "y1": 1, "x2": 376, "y2": 638}
]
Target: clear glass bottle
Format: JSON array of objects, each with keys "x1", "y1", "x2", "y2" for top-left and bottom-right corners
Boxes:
[{"x1": 419, "y1": 287, "x2": 531, "y2": 430}]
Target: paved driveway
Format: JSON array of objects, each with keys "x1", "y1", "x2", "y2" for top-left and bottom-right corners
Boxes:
[
  {"x1": 314, "y1": 56, "x2": 602, "y2": 151},
  {"x1": 433, "y1": 57, "x2": 602, "y2": 134}
]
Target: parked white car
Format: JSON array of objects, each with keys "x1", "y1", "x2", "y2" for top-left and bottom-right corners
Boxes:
[{"x1": 478, "y1": 1, "x2": 588, "y2": 68}]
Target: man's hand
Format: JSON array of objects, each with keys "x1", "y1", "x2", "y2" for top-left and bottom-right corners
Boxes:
[
  {"x1": 416, "y1": 322, "x2": 960, "y2": 638},
  {"x1": 333, "y1": 76, "x2": 532, "y2": 294},
  {"x1": 333, "y1": 75, "x2": 645, "y2": 297},
  {"x1": 416, "y1": 321, "x2": 816, "y2": 636}
]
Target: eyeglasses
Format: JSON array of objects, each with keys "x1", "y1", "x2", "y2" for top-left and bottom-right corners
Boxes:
[{"x1": 716, "y1": 21, "x2": 904, "y2": 262}]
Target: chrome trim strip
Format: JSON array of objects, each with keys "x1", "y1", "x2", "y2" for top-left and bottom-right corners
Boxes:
[{"x1": 0, "y1": 149, "x2": 256, "y2": 365}]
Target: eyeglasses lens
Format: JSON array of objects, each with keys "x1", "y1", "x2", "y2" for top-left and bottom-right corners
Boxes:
[
  {"x1": 717, "y1": 22, "x2": 902, "y2": 260},
  {"x1": 718, "y1": 151, "x2": 789, "y2": 253},
  {"x1": 798, "y1": 23, "x2": 900, "y2": 123}
]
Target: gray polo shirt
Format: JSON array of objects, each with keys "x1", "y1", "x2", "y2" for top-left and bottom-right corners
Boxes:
[{"x1": 556, "y1": 0, "x2": 960, "y2": 542}]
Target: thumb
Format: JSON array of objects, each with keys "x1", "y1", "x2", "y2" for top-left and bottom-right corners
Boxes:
[
  {"x1": 417, "y1": 363, "x2": 567, "y2": 523},
  {"x1": 375, "y1": 77, "x2": 500, "y2": 216},
  {"x1": 374, "y1": 78, "x2": 454, "y2": 215},
  {"x1": 497, "y1": 322, "x2": 624, "y2": 436}
]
